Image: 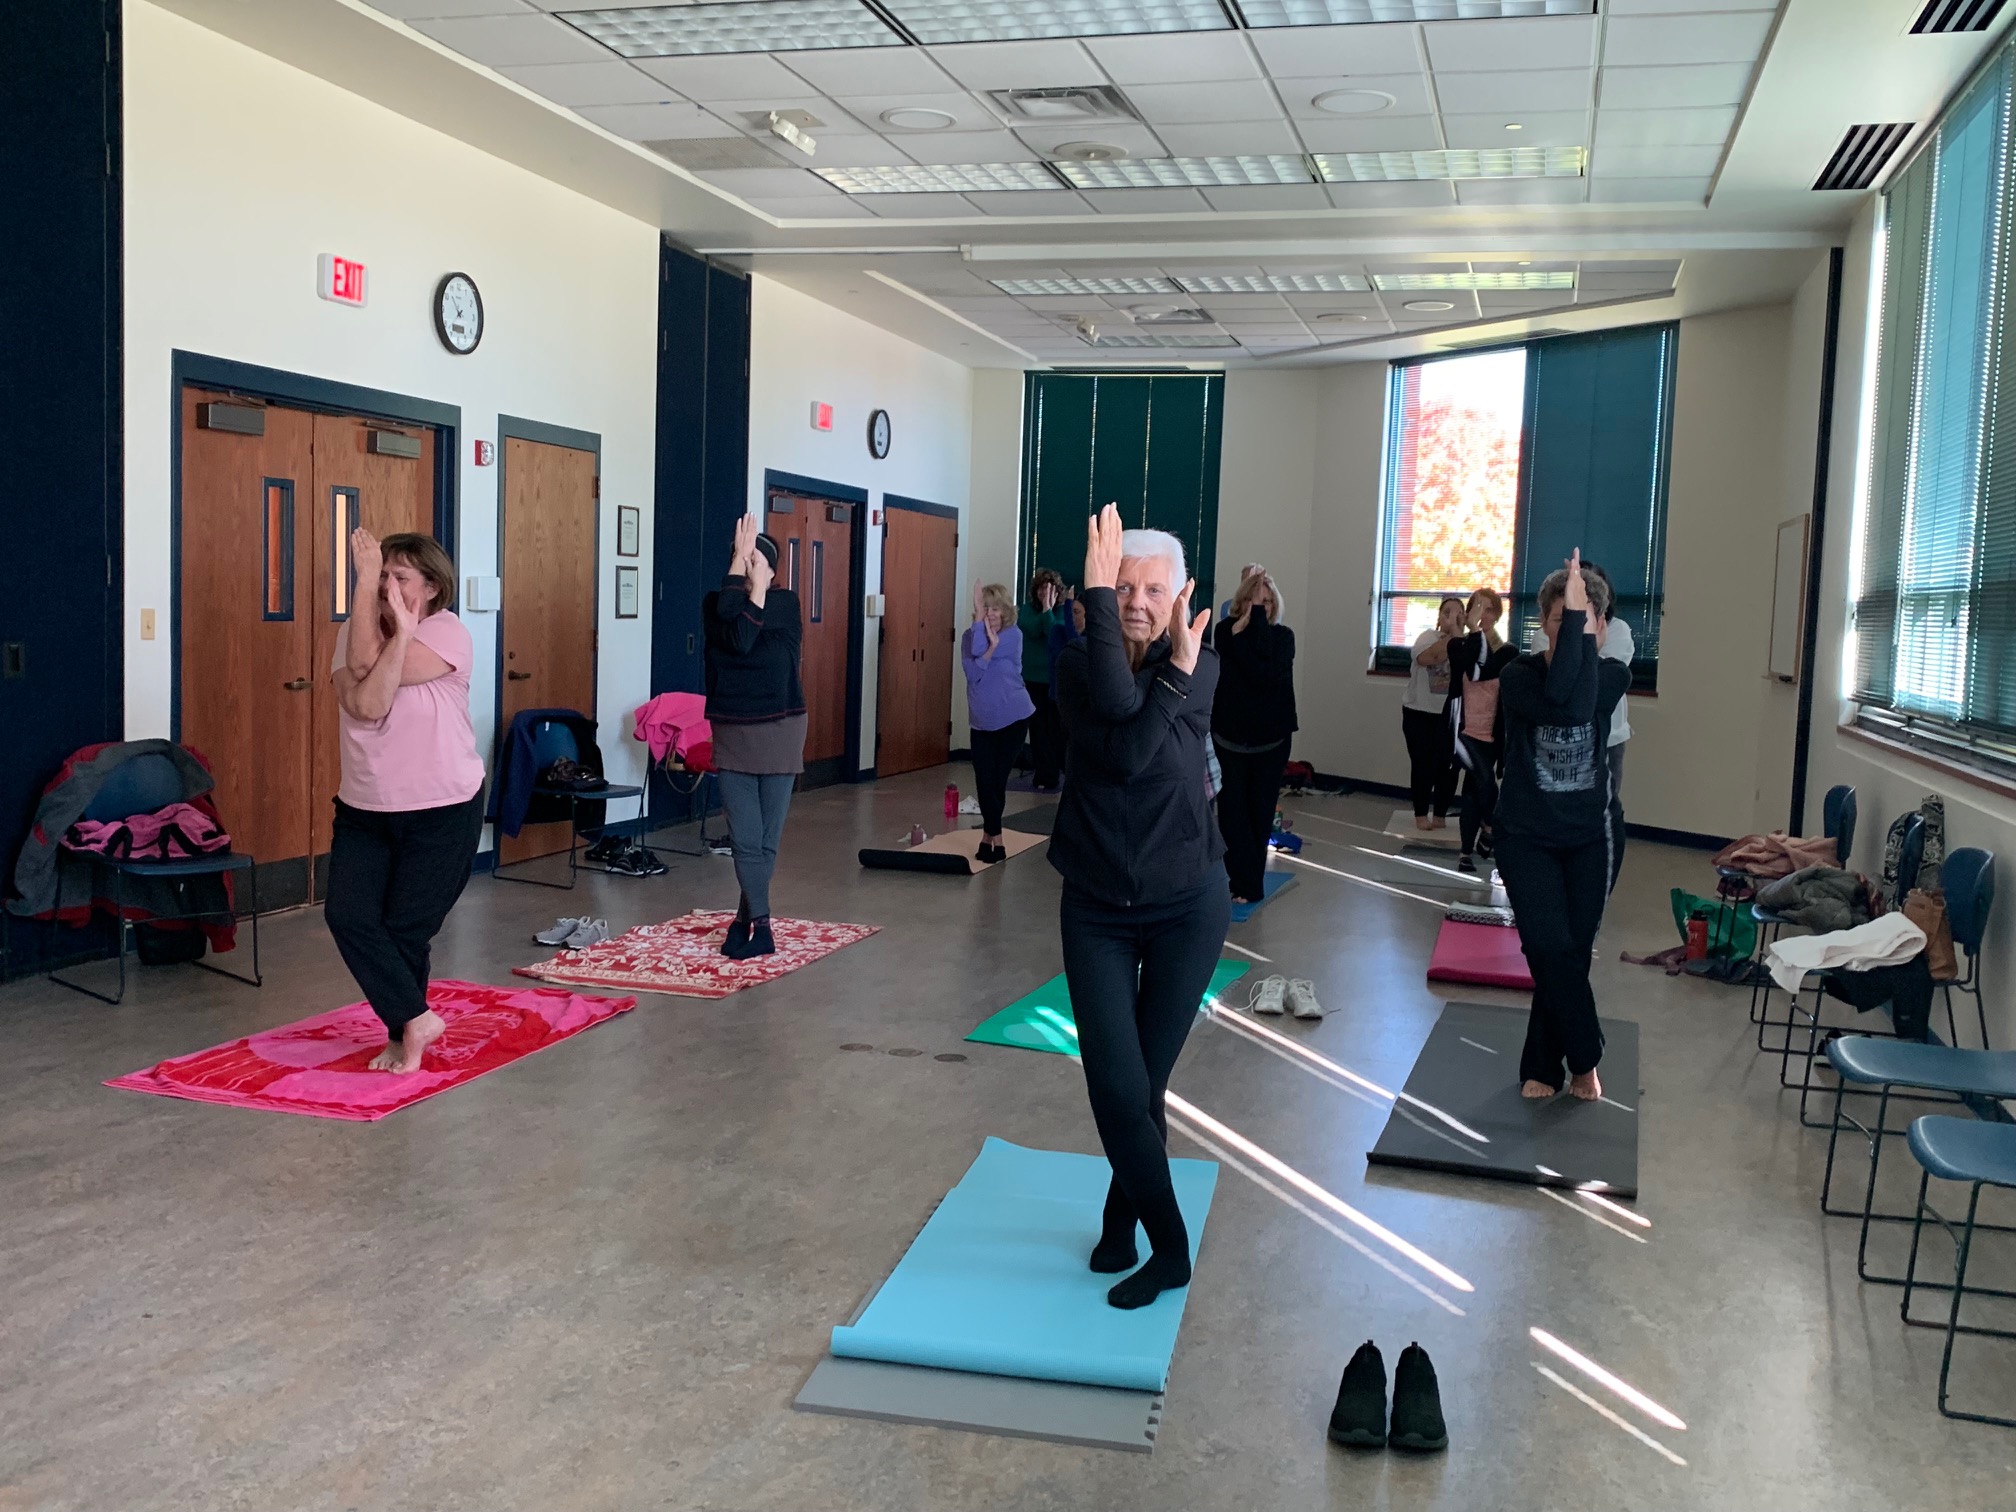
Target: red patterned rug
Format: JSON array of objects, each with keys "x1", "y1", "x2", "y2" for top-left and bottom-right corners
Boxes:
[
  {"x1": 514, "y1": 911, "x2": 881, "y2": 998},
  {"x1": 105, "y1": 980, "x2": 637, "y2": 1121}
]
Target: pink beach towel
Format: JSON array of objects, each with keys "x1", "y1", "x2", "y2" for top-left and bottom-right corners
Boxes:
[
  {"x1": 1426, "y1": 919, "x2": 1535, "y2": 990},
  {"x1": 105, "y1": 979, "x2": 636, "y2": 1121},
  {"x1": 515, "y1": 910, "x2": 879, "y2": 998}
]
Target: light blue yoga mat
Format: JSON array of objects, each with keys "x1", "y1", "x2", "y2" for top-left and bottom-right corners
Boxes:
[
  {"x1": 830, "y1": 1137, "x2": 1218, "y2": 1393},
  {"x1": 1230, "y1": 869, "x2": 1294, "y2": 924}
]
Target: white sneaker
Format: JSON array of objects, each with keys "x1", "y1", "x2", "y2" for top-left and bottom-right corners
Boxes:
[
  {"x1": 1286, "y1": 979, "x2": 1324, "y2": 1020},
  {"x1": 536, "y1": 916, "x2": 586, "y2": 946},
  {"x1": 1248, "y1": 975, "x2": 1288, "y2": 1015},
  {"x1": 563, "y1": 918, "x2": 610, "y2": 950}
]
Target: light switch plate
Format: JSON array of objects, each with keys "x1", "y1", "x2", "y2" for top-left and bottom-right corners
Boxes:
[
  {"x1": 465, "y1": 576, "x2": 502, "y2": 612},
  {"x1": 864, "y1": 592, "x2": 885, "y2": 618}
]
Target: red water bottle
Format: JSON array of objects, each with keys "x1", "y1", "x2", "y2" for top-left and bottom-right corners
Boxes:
[
  {"x1": 944, "y1": 784, "x2": 959, "y2": 819},
  {"x1": 1685, "y1": 911, "x2": 1709, "y2": 961}
]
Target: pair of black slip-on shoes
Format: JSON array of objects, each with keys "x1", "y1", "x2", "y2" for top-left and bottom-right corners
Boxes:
[{"x1": 1327, "y1": 1340, "x2": 1448, "y2": 1452}]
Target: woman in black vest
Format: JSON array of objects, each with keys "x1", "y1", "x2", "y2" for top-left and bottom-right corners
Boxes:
[
  {"x1": 1052, "y1": 506, "x2": 1229, "y2": 1311},
  {"x1": 703, "y1": 515, "x2": 804, "y2": 960},
  {"x1": 1211, "y1": 568, "x2": 1296, "y2": 904}
]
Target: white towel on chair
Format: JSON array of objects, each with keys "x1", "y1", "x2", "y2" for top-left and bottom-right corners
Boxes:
[{"x1": 1766, "y1": 913, "x2": 1926, "y2": 994}]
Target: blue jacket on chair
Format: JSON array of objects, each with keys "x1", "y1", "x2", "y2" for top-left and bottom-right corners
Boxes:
[{"x1": 488, "y1": 709, "x2": 605, "y2": 838}]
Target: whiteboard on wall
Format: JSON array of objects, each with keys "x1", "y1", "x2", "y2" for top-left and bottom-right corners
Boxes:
[{"x1": 1769, "y1": 515, "x2": 1810, "y2": 682}]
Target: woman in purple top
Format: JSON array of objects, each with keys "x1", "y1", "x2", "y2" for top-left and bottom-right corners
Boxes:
[{"x1": 964, "y1": 581, "x2": 1038, "y2": 864}]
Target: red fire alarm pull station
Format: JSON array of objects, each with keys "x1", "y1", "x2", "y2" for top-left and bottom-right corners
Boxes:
[
  {"x1": 474, "y1": 440, "x2": 495, "y2": 466},
  {"x1": 317, "y1": 254, "x2": 369, "y2": 306},
  {"x1": 810, "y1": 401, "x2": 834, "y2": 432}
]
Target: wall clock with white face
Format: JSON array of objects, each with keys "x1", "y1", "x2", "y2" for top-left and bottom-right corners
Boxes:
[
  {"x1": 434, "y1": 272, "x2": 483, "y2": 355},
  {"x1": 868, "y1": 408, "x2": 891, "y2": 459}
]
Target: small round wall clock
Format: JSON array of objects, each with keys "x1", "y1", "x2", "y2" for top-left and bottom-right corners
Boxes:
[
  {"x1": 434, "y1": 272, "x2": 484, "y2": 355},
  {"x1": 867, "y1": 408, "x2": 891, "y2": 459}
]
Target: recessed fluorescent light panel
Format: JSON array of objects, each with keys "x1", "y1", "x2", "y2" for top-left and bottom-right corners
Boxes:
[
  {"x1": 557, "y1": 1, "x2": 901, "y2": 58},
  {"x1": 1088, "y1": 332, "x2": 1240, "y2": 348},
  {"x1": 991, "y1": 276, "x2": 1182, "y2": 295},
  {"x1": 1054, "y1": 156, "x2": 1314, "y2": 189},
  {"x1": 1374, "y1": 271, "x2": 1576, "y2": 291},
  {"x1": 882, "y1": 0, "x2": 1232, "y2": 44},
  {"x1": 1314, "y1": 147, "x2": 1586, "y2": 182},
  {"x1": 1174, "y1": 272, "x2": 1369, "y2": 293},
  {"x1": 1236, "y1": 0, "x2": 1593, "y2": 25},
  {"x1": 816, "y1": 162, "x2": 1065, "y2": 193}
]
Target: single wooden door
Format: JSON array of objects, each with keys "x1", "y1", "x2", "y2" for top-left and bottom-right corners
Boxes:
[
  {"x1": 179, "y1": 388, "x2": 318, "y2": 904},
  {"x1": 499, "y1": 435, "x2": 598, "y2": 865},
  {"x1": 766, "y1": 492, "x2": 854, "y2": 778},
  {"x1": 878, "y1": 506, "x2": 957, "y2": 776},
  {"x1": 308, "y1": 413, "x2": 436, "y2": 891}
]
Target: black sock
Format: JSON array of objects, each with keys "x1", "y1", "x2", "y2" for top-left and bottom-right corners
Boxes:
[
  {"x1": 1089, "y1": 1179, "x2": 1139, "y2": 1273},
  {"x1": 1106, "y1": 1185, "x2": 1190, "y2": 1310}
]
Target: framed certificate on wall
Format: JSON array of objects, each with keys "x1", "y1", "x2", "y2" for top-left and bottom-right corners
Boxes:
[
  {"x1": 617, "y1": 505, "x2": 640, "y2": 558},
  {"x1": 615, "y1": 564, "x2": 639, "y2": 619}
]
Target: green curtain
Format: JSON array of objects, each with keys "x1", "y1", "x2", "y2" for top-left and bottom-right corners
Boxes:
[{"x1": 1019, "y1": 372, "x2": 1224, "y2": 611}]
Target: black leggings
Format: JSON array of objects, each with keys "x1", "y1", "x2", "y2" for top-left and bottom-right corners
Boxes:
[
  {"x1": 1214, "y1": 740, "x2": 1288, "y2": 900},
  {"x1": 1401, "y1": 707, "x2": 1458, "y2": 818},
  {"x1": 1496, "y1": 831, "x2": 1610, "y2": 1090},
  {"x1": 1061, "y1": 878, "x2": 1232, "y2": 1259},
  {"x1": 1025, "y1": 680, "x2": 1064, "y2": 789},
  {"x1": 325, "y1": 794, "x2": 484, "y2": 1039},
  {"x1": 969, "y1": 720, "x2": 1027, "y2": 835},
  {"x1": 1457, "y1": 734, "x2": 1501, "y2": 855}
]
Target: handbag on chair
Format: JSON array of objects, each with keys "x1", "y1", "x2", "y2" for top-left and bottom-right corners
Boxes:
[{"x1": 1901, "y1": 886, "x2": 1959, "y2": 982}]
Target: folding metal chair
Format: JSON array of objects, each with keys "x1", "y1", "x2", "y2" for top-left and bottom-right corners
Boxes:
[
  {"x1": 491, "y1": 719, "x2": 647, "y2": 890},
  {"x1": 1900, "y1": 1117, "x2": 2016, "y2": 1427}
]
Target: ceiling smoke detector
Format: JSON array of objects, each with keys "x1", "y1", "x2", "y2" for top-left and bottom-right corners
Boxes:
[
  {"x1": 1312, "y1": 88, "x2": 1396, "y2": 116},
  {"x1": 880, "y1": 106, "x2": 958, "y2": 131},
  {"x1": 1051, "y1": 141, "x2": 1131, "y2": 162},
  {"x1": 988, "y1": 86, "x2": 1138, "y2": 124}
]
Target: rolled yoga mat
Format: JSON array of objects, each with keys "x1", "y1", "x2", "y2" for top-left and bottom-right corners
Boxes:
[
  {"x1": 1427, "y1": 917, "x2": 1534, "y2": 989},
  {"x1": 966, "y1": 959, "x2": 1252, "y2": 1055},
  {"x1": 829, "y1": 1137, "x2": 1218, "y2": 1392}
]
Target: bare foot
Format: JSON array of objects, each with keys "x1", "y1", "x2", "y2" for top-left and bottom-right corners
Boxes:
[
  {"x1": 1568, "y1": 1068, "x2": 1603, "y2": 1102},
  {"x1": 367, "y1": 1042, "x2": 403, "y2": 1071},
  {"x1": 1430, "y1": 816, "x2": 1447, "y2": 831},
  {"x1": 1521, "y1": 1079, "x2": 1557, "y2": 1099},
  {"x1": 384, "y1": 1010, "x2": 446, "y2": 1073},
  {"x1": 1414, "y1": 815, "x2": 1432, "y2": 831}
]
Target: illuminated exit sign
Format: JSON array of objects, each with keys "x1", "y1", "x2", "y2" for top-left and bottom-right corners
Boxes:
[{"x1": 317, "y1": 254, "x2": 369, "y2": 307}]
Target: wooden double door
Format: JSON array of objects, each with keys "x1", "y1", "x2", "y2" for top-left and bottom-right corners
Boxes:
[
  {"x1": 765, "y1": 490, "x2": 855, "y2": 785},
  {"x1": 877, "y1": 505, "x2": 958, "y2": 777},
  {"x1": 179, "y1": 388, "x2": 435, "y2": 907}
]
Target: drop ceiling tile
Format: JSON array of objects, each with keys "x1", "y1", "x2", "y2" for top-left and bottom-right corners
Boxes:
[
  {"x1": 974, "y1": 191, "x2": 1097, "y2": 216},
  {"x1": 407, "y1": 12, "x2": 609, "y2": 65},
  {"x1": 645, "y1": 54, "x2": 833, "y2": 102},
  {"x1": 899, "y1": 129, "x2": 1040, "y2": 164},
  {"x1": 1594, "y1": 105, "x2": 1736, "y2": 147},
  {"x1": 1183, "y1": 293, "x2": 1289, "y2": 309},
  {"x1": 1155, "y1": 120, "x2": 1303, "y2": 156},
  {"x1": 1076, "y1": 187, "x2": 1213, "y2": 213},
  {"x1": 783, "y1": 135, "x2": 919, "y2": 168},
  {"x1": 1591, "y1": 143, "x2": 1725, "y2": 178},
  {"x1": 1282, "y1": 292, "x2": 1382, "y2": 311},
  {"x1": 1440, "y1": 111, "x2": 1589, "y2": 150},
  {"x1": 1294, "y1": 116, "x2": 1443, "y2": 153},
  {"x1": 751, "y1": 196, "x2": 879, "y2": 219},
  {"x1": 1325, "y1": 181, "x2": 1456, "y2": 208},
  {"x1": 1200, "y1": 185, "x2": 1331, "y2": 211},
  {"x1": 1586, "y1": 175, "x2": 1711, "y2": 204},
  {"x1": 780, "y1": 46, "x2": 958, "y2": 97},
  {"x1": 861, "y1": 192, "x2": 979, "y2": 216},
  {"x1": 495, "y1": 60, "x2": 672, "y2": 106},
  {"x1": 1478, "y1": 291, "x2": 1573, "y2": 312},
  {"x1": 707, "y1": 96, "x2": 874, "y2": 136},
  {"x1": 579, "y1": 101, "x2": 734, "y2": 140},
  {"x1": 1603, "y1": 13, "x2": 1776, "y2": 68},
  {"x1": 928, "y1": 40, "x2": 1108, "y2": 92},
  {"x1": 1423, "y1": 15, "x2": 1597, "y2": 74},
  {"x1": 1433, "y1": 69, "x2": 1594, "y2": 116},
  {"x1": 835, "y1": 91, "x2": 1005, "y2": 133},
  {"x1": 1124, "y1": 80, "x2": 1287, "y2": 126},
  {"x1": 1247, "y1": 22, "x2": 1422, "y2": 79},
  {"x1": 1017, "y1": 295, "x2": 1111, "y2": 311},
  {"x1": 1598, "y1": 63, "x2": 1754, "y2": 110},
  {"x1": 1015, "y1": 123, "x2": 1168, "y2": 157},
  {"x1": 1284, "y1": 73, "x2": 1434, "y2": 120},
  {"x1": 1082, "y1": 32, "x2": 1263, "y2": 85},
  {"x1": 697, "y1": 167, "x2": 843, "y2": 199},
  {"x1": 638, "y1": 118, "x2": 751, "y2": 152},
  {"x1": 1217, "y1": 321, "x2": 1310, "y2": 334},
  {"x1": 366, "y1": 1, "x2": 535, "y2": 18},
  {"x1": 1454, "y1": 178, "x2": 1587, "y2": 205}
]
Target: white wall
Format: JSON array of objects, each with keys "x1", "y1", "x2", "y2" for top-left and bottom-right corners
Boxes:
[
  {"x1": 746, "y1": 275, "x2": 975, "y2": 766},
  {"x1": 124, "y1": 2, "x2": 661, "y2": 803},
  {"x1": 963, "y1": 369, "x2": 1026, "y2": 748}
]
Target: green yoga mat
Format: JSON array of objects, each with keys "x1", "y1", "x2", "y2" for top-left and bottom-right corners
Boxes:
[{"x1": 966, "y1": 959, "x2": 1253, "y2": 1055}]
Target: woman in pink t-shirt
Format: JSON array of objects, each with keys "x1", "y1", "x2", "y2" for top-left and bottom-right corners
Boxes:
[{"x1": 325, "y1": 530, "x2": 486, "y2": 1073}]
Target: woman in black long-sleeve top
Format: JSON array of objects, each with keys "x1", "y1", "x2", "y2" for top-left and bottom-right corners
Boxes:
[
  {"x1": 1051, "y1": 506, "x2": 1229, "y2": 1311},
  {"x1": 1494, "y1": 552, "x2": 1630, "y2": 1102},
  {"x1": 1445, "y1": 587, "x2": 1519, "y2": 873},
  {"x1": 1211, "y1": 570, "x2": 1297, "y2": 904}
]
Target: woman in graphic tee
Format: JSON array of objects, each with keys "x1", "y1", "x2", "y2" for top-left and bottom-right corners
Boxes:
[
  {"x1": 1445, "y1": 587, "x2": 1518, "y2": 874},
  {"x1": 1401, "y1": 596, "x2": 1465, "y2": 831},
  {"x1": 325, "y1": 530, "x2": 486, "y2": 1073}
]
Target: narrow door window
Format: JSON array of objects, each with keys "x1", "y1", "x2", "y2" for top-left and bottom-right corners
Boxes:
[
  {"x1": 810, "y1": 540, "x2": 825, "y2": 624},
  {"x1": 330, "y1": 487, "x2": 361, "y2": 620},
  {"x1": 262, "y1": 479, "x2": 295, "y2": 621}
]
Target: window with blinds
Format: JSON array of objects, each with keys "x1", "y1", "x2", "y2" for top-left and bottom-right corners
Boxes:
[{"x1": 1856, "y1": 45, "x2": 2016, "y2": 762}]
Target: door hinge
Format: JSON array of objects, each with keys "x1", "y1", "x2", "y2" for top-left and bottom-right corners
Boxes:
[{"x1": 593, "y1": 476, "x2": 601, "y2": 499}]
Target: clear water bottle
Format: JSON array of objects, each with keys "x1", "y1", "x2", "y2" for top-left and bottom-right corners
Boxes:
[{"x1": 945, "y1": 784, "x2": 959, "y2": 819}]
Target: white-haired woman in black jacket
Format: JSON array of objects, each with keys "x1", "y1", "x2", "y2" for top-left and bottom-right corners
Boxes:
[{"x1": 1051, "y1": 505, "x2": 1229, "y2": 1312}]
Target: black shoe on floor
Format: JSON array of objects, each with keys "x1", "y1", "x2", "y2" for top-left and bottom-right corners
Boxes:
[
  {"x1": 722, "y1": 918, "x2": 751, "y2": 958},
  {"x1": 625, "y1": 842, "x2": 667, "y2": 877},
  {"x1": 583, "y1": 834, "x2": 624, "y2": 865},
  {"x1": 1456, "y1": 854, "x2": 1477, "y2": 875},
  {"x1": 1389, "y1": 1342, "x2": 1448, "y2": 1452},
  {"x1": 1327, "y1": 1340, "x2": 1387, "y2": 1449},
  {"x1": 746, "y1": 919, "x2": 776, "y2": 958}
]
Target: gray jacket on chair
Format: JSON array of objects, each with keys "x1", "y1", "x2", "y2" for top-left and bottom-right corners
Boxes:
[{"x1": 1754, "y1": 866, "x2": 1872, "y2": 933}]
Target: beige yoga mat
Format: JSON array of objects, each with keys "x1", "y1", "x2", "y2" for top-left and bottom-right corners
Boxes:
[{"x1": 860, "y1": 826, "x2": 1047, "y2": 875}]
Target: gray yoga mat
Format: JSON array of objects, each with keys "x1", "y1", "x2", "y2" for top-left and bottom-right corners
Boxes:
[
  {"x1": 793, "y1": 1355, "x2": 1163, "y2": 1453},
  {"x1": 1003, "y1": 803, "x2": 1058, "y2": 837},
  {"x1": 1366, "y1": 1001, "x2": 1641, "y2": 1198}
]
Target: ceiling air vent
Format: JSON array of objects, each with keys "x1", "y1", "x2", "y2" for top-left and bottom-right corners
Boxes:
[
  {"x1": 643, "y1": 136, "x2": 794, "y2": 172},
  {"x1": 1911, "y1": 0, "x2": 2007, "y2": 34},
  {"x1": 987, "y1": 86, "x2": 1137, "y2": 125},
  {"x1": 1132, "y1": 307, "x2": 1214, "y2": 325},
  {"x1": 1813, "y1": 123, "x2": 1914, "y2": 191}
]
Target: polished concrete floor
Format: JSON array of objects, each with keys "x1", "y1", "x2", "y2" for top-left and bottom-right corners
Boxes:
[{"x1": 5, "y1": 768, "x2": 2015, "y2": 1511}]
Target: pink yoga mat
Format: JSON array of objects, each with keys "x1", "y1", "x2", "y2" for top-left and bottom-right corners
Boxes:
[
  {"x1": 1426, "y1": 918, "x2": 1534, "y2": 990},
  {"x1": 105, "y1": 979, "x2": 636, "y2": 1121}
]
